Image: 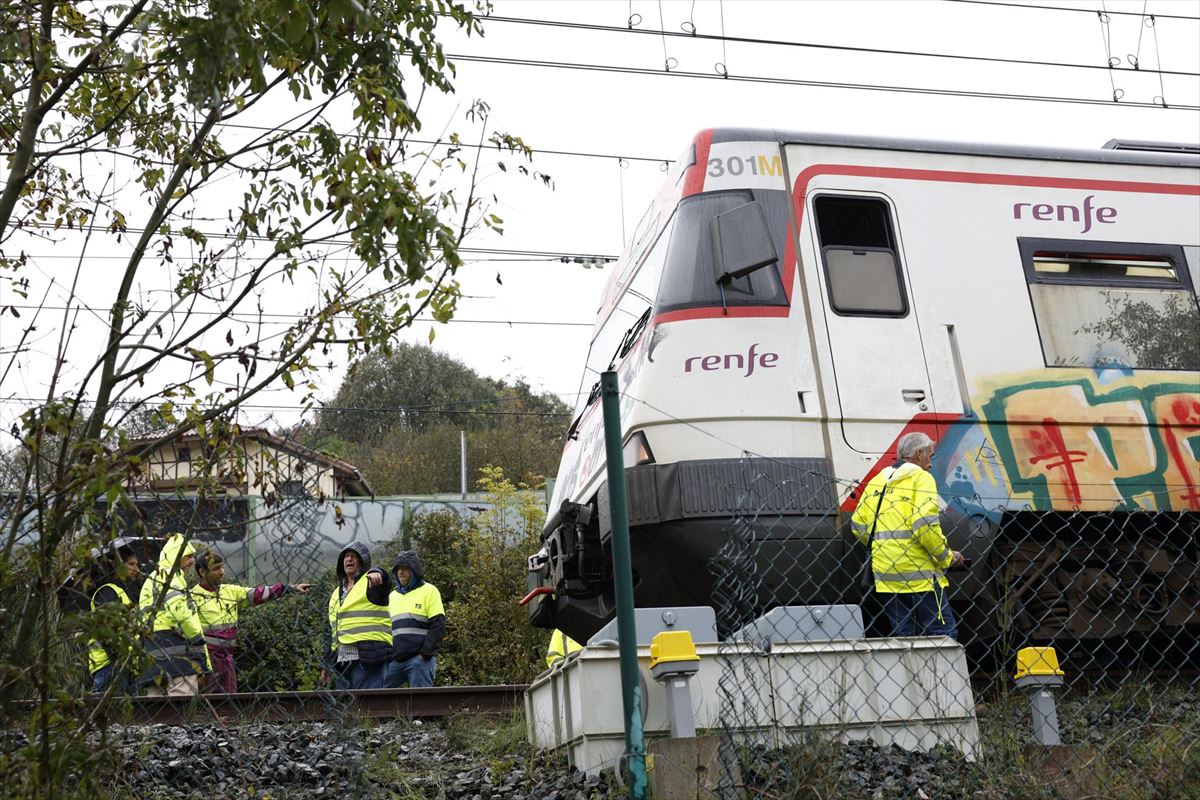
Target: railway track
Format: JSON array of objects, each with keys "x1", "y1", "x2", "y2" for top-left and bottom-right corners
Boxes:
[{"x1": 61, "y1": 685, "x2": 530, "y2": 725}]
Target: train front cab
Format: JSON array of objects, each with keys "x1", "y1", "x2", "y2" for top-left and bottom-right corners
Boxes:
[{"x1": 531, "y1": 131, "x2": 1200, "y2": 664}]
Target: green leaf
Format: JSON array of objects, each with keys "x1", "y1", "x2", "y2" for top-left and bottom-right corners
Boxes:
[{"x1": 187, "y1": 347, "x2": 216, "y2": 385}]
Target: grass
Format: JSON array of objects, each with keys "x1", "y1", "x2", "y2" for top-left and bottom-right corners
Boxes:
[{"x1": 441, "y1": 711, "x2": 530, "y2": 759}]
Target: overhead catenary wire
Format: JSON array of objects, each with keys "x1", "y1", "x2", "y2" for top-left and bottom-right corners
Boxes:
[
  {"x1": 214, "y1": 123, "x2": 675, "y2": 165},
  {"x1": 0, "y1": 395, "x2": 574, "y2": 417},
  {"x1": 443, "y1": 52, "x2": 1199, "y2": 111},
  {"x1": 939, "y1": 0, "x2": 1200, "y2": 22},
  {"x1": 0, "y1": 303, "x2": 592, "y2": 327},
  {"x1": 6, "y1": 224, "x2": 619, "y2": 263},
  {"x1": 476, "y1": 12, "x2": 1200, "y2": 77},
  {"x1": 1097, "y1": 3, "x2": 1123, "y2": 101}
]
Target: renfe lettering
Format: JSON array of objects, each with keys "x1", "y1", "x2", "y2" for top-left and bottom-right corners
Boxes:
[
  {"x1": 684, "y1": 343, "x2": 779, "y2": 377},
  {"x1": 1013, "y1": 195, "x2": 1117, "y2": 234}
]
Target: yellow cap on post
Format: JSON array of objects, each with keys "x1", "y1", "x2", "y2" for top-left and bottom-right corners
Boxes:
[
  {"x1": 1014, "y1": 646, "x2": 1065, "y2": 680},
  {"x1": 649, "y1": 630, "x2": 699, "y2": 670}
]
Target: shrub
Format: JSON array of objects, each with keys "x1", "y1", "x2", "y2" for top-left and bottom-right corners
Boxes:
[
  {"x1": 435, "y1": 467, "x2": 548, "y2": 685},
  {"x1": 237, "y1": 569, "x2": 334, "y2": 691},
  {"x1": 237, "y1": 467, "x2": 549, "y2": 690}
]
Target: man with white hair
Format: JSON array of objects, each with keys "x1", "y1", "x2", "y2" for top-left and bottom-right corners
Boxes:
[{"x1": 851, "y1": 432, "x2": 965, "y2": 638}]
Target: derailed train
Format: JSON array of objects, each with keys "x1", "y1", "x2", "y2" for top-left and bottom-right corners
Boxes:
[{"x1": 525, "y1": 129, "x2": 1200, "y2": 655}]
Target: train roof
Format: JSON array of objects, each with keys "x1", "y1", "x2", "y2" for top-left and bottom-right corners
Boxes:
[{"x1": 703, "y1": 128, "x2": 1200, "y2": 169}]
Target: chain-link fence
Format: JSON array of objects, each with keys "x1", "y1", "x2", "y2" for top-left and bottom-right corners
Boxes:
[
  {"x1": 0, "y1": 425, "x2": 554, "y2": 798},
  {"x1": 701, "y1": 454, "x2": 1200, "y2": 799}
]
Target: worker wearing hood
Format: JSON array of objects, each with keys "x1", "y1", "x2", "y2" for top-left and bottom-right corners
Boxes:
[
  {"x1": 384, "y1": 549, "x2": 445, "y2": 689},
  {"x1": 137, "y1": 533, "x2": 210, "y2": 695},
  {"x1": 323, "y1": 541, "x2": 391, "y2": 690}
]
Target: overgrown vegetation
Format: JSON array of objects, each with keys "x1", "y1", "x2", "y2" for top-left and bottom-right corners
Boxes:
[
  {"x1": 304, "y1": 344, "x2": 571, "y2": 495},
  {"x1": 0, "y1": 0, "x2": 552, "y2": 794},
  {"x1": 237, "y1": 467, "x2": 549, "y2": 690},
  {"x1": 731, "y1": 683, "x2": 1200, "y2": 800}
]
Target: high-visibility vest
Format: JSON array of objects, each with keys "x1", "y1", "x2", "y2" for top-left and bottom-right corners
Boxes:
[
  {"x1": 138, "y1": 570, "x2": 210, "y2": 675},
  {"x1": 389, "y1": 583, "x2": 444, "y2": 657},
  {"x1": 851, "y1": 462, "x2": 953, "y2": 594},
  {"x1": 87, "y1": 583, "x2": 132, "y2": 675},
  {"x1": 192, "y1": 584, "x2": 265, "y2": 650},
  {"x1": 328, "y1": 577, "x2": 391, "y2": 649},
  {"x1": 546, "y1": 629, "x2": 583, "y2": 668}
]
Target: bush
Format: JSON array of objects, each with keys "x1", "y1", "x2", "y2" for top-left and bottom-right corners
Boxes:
[
  {"x1": 436, "y1": 467, "x2": 549, "y2": 685},
  {"x1": 378, "y1": 467, "x2": 549, "y2": 685},
  {"x1": 377, "y1": 509, "x2": 471, "y2": 606},
  {"x1": 237, "y1": 467, "x2": 550, "y2": 690},
  {"x1": 237, "y1": 570, "x2": 334, "y2": 691}
]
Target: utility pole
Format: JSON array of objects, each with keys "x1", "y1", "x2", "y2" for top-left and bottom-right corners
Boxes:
[{"x1": 460, "y1": 430, "x2": 467, "y2": 500}]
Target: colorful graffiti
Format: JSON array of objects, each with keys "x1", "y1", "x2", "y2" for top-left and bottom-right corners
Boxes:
[{"x1": 933, "y1": 371, "x2": 1200, "y2": 514}]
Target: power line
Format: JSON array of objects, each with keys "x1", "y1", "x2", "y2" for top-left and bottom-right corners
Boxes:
[
  {"x1": 13, "y1": 252, "x2": 614, "y2": 264},
  {"x1": 940, "y1": 0, "x2": 1200, "y2": 22},
  {"x1": 0, "y1": 303, "x2": 592, "y2": 328},
  {"x1": 480, "y1": 12, "x2": 1200, "y2": 77},
  {"x1": 214, "y1": 122, "x2": 676, "y2": 166},
  {"x1": 444, "y1": 51, "x2": 1198, "y2": 110},
  {"x1": 0, "y1": 396, "x2": 573, "y2": 417},
  {"x1": 6, "y1": 225, "x2": 618, "y2": 263}
]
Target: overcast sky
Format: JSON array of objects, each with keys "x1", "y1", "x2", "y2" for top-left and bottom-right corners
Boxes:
[
  {"x1": 397, "y1": 0, "x2": 1200, "y2": 408},
  {"x1": 2, "y1": 0, "x2": 1198, "y2": 435}
]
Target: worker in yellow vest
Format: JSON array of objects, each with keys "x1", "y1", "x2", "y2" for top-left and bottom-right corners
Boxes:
[
  {"x1": 851, "y1": 432, "x2": 964, "y2": 639},
  {"x1": 138, "y1": 533, "x2": 210, "y2": 696},
  {"x1": 192, "y1": 550, "x2": 312, "y2": 692},
  {"x1": 87, "y1": 542, "x2": 141, "y2": 693},
  {"x1": 384, "y1": 550, "x2": 445, "y2": 688},
  {"x1": 321, "y1": 541, "x2": 391, "y2": 689},
  {"x1": 546, "y1": 629, "x2": 583, "y2": 668}
]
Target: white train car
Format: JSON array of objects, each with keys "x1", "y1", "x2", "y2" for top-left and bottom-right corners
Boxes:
[{"x1": 527, "y1": 129, "x2": 1200, "y2": 651}]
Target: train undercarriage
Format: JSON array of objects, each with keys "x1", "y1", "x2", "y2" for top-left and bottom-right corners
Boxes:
[{"x1": 528, "y1": 464, "x2": 1200, "y2": 674}]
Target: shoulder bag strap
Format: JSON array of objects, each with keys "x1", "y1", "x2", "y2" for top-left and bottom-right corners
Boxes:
[{"x1": 865, "y1": 468, "x2": 892, "y2": 550}]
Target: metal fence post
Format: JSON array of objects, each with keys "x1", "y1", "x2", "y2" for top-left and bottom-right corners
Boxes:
[{"x1": 600, "y1": 370, "x2": 648, "y2": 799}]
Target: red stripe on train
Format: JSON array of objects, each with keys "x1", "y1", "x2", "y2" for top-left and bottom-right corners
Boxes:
[{"x1": 656, "y1": 162, "x2": 1198, "y2": 328}]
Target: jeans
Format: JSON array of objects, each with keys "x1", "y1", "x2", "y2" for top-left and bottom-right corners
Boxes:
[
  {"x1": 884, "y1": 589, "x2": 958, "y2": 640},
  {"x1": 346, "y1": 660, "x2": 387, "y2": 690},
  {"x1": 385, "y1": 655, "x2": 436, "y2": 688},
  {"x1": 91, "y1": 664, "x2": 132, "y2": 694}
]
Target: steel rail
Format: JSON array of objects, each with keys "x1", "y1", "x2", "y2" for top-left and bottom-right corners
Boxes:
[{"x1": 27, "y1": 685, "x2": 530, "y2": 725}]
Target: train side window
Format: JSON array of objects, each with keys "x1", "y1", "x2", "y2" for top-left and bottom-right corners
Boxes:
[
  {"x1": 1018, "y1": 238, "x2": 1200, "y2": 371},
  {"x1": 814, "y1": 196, "x2": 907, "y2": 316}
]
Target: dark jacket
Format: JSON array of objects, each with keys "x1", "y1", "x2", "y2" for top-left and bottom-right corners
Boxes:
[
  {"x1": 331, "y1": 541, "x2": 392, "y2": 665},
  {"x1": 390, "y1": 550, "x2": 446, "y2": 660}
]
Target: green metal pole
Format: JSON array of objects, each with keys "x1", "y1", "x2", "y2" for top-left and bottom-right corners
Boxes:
[{"x1": 600, "y1": 370, "x2": 648, "y2": 799}]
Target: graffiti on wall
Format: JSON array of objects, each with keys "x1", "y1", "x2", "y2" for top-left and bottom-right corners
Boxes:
[{"x1": 934, "y1": 371, "x2": 1200, "y2": 514}]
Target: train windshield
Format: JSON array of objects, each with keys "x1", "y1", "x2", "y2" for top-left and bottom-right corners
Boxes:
[
  {"x1": 656, "y1": 190, "x2": 790, "y2": 313},
  {"x1": 568, "y1": 189, "x2": 791, "y2": 423}
]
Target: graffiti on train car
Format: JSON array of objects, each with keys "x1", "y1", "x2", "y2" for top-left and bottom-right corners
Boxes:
[{"x1": 934, "y1": 371, "x2": 1200, "y2": 515}]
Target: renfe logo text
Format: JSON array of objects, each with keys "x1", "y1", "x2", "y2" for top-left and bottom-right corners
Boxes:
[
  {"x1": 1013, "y1": 195, "x2": 1116, "y2": 234},
  {"x1": 684, "y1": 343, "x2": 779, "y2": 377}
]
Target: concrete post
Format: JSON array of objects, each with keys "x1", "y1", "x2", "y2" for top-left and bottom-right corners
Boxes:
[{"x1": 1014, "y1": 646, "x2": 1066, "y2": 747}]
